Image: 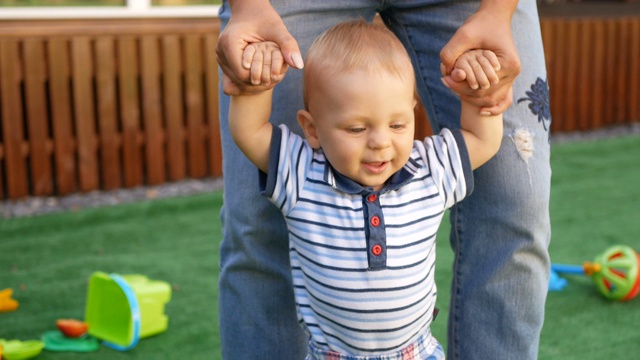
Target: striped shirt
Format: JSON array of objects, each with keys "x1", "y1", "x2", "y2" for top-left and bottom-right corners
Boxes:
[{"x1": 260, "y1": 124, "x2": 473, "y2": 356}]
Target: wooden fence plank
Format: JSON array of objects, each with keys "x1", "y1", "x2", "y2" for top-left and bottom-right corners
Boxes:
[
  {"x1": 604, "y1": 19, "x2": 618, "y2": 127},
  {"x1": 551, "y1": 19, "x2": 566, "y2": 132},
  {"x1": 590, "y1": 20, "x2": 606, "y2": 130},
  {"x1": 117, "y1": 36, "x2": 144, "y2": 188},
  {"x1": 564, "y1": 20, "x2": 580, "y2": 132},
  {"x1": 140, "y1": 35, "x2": 166, "y2": 185},
  {"x1": 162, "y1": 35, "x2": 186, "y2": 181},
  {"x1": 578, "y1": 21, "x2": 592, "y2": 131},
  {"x1": 71, "y1": 37, "x2": 99, "y2": 192},
  {"x1": 95, "y1": 36, "x2": 122, "y2": 190},
  {"x1": 615, "y1": 19, "x2": 630, "y2": 124},
  {"x1": 184, "y1": 33, "x2": 207, "y2": 178},
  {"x1": 627, "y1": 18, "x2": 639, "y2": 122},
  {"x1": 540, "y1": 18, "x2": 554, "y2": 85},
  {"x1": 204, "y1": 32, "x2": 222, "y2": 177},
  {"x1": 48, "y1": 38, "x2": 77, "y2": 195},
  {"x1": 23, "y1": 39, "x2": 53, "y2": 196},
  {"x1": 0, "y1": 53, "x2": 5, "y2": 200},
  {"x1": 414, "y1": 102, "x2": 431, "y2": 140},
  {"x1": 0, "y1": 39, "x2": 29, "y2": 198},
  {"x1": 0, "y1": 142, "x2": 3, "y2": 199}
]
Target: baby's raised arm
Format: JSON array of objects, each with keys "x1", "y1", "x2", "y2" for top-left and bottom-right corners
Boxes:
[
  {"x1": 451, "y1": 49, "x2": 501, "y2": 90},
  {"x1": 453, "y1": 49, "x2": 506, "y2": 170},
  {"x1": 229, "y1": 41, "x2": 286, "y2": 173}
]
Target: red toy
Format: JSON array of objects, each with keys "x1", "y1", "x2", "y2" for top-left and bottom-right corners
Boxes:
[{"x1": 56, "y1": 319, "x2": 89, "y2": 338}]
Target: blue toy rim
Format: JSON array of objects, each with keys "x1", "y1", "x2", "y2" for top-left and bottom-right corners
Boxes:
[{"x1": 102, "y1": 273, "x2": 141, "y2": 351}]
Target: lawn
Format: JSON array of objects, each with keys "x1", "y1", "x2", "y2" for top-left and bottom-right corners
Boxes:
[
  {"x1": 0, "y1": 192, "x2": 222, "y2": 359},
  {"x1": 1, "y1": 134, "x2": 639, "y2": 359}
]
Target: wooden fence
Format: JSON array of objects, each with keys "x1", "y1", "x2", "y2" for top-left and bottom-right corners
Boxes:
[
  {"x1": 541, "y1": 16, "x2": 640, "y2": 133},
  {"x1": 0, "y1": 12, "x2": 639, "y2": 200},
  {"x1": 0, "y1": 18, "x2": 221, "y2": 199}
]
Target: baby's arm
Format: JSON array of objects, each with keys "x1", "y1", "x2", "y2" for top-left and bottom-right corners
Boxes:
[
  {"x1": 229, "y1": 41, "x2": 284, "y2": 173},
  {"x1": 454, "y1": 50, "x2": 507, "y2": 170}
]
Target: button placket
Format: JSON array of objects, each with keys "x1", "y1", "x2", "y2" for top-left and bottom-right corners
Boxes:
[{"x1": 363, "y1": 192, "x2": 386, "y2": 269}]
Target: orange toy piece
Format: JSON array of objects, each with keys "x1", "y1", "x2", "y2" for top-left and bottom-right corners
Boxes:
[
  {"x1": 56, "y1": 319, "x2": 89, "y2": 338},
  {"x1": 0, "y1": 289, "x2": 19, "y2": 312}
]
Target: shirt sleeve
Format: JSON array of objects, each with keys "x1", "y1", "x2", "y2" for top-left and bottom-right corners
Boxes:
[
  {"x1": 420, "y1": 128, "x2": 474, "y2": 209},
  {"x1": 259, "y1": 124, "x2": 313, "y2": 215}
]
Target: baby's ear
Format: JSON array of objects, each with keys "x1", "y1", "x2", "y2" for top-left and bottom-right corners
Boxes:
[{"x1": 297, "y1": 110, "x2": 321, "y2": 149}]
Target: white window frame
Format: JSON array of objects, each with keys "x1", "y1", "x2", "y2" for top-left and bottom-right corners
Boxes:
[{"x1": 0, "y1": 0, "x2": 220, "y2": 19}]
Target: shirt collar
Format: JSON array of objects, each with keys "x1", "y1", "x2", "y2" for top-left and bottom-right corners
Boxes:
[{"x1": 323, "y1": 153, "x2": 422, "y2": 196}]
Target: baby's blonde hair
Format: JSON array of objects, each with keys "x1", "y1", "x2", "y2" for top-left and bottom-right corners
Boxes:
[{"x1": 303, "y1": 19, "x2": 415, "y2": 109}]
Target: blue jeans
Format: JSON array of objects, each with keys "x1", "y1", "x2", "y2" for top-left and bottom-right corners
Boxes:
[{"x1": 217, "y1": 1, "x2": 551, "y2": 359}]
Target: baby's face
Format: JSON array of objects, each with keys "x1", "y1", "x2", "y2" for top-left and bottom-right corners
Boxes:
[{"x1": 308, "y1": 70, "x2": 416, "y2": 191}]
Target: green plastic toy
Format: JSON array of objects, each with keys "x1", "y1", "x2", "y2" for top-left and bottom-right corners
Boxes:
[
  {"x1": 41, "y1": 330, "x2": 99, "y2": 352},
  {"x1": 0, "y1": 339, "x2": 44, "y2": 360},
  {"x1": 591, "y1": 245, "x2": 640, "y2": 301},
  {"x1": 552, "y1": 245, "x2": 640, "y2": 301},
  {"x1": 84, "y1": 272, "x2": 171, "y2": 351}
]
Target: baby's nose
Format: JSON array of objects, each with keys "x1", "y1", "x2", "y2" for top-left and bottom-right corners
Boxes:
[{"x1": 368, "y1": 131, "x2": 391, "y2": 150}]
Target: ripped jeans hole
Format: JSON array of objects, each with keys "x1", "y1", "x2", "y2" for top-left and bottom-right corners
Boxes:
[{"x1": 510, "y1": 129, "x2": 534, "y2": 162}]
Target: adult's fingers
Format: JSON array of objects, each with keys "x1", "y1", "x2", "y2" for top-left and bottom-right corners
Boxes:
[{"x1": 479, "y1": 87, "x2": 514, "y2": 116}]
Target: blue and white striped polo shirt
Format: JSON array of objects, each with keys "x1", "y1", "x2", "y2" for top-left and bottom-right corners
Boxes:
[{"x1": 260, "y1": 124, "x2": 473, "y2": 356}]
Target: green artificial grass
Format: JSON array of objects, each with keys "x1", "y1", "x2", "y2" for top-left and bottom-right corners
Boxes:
[
  {"x1": 541, "y1": 135, "x2": 640, "y2": 359},
  {"x1": 1, "y1": 134, "x2": 639, "y2": 359},
  {"x1": 0, "y1": 192, "x2": 222, "y2": 359}
]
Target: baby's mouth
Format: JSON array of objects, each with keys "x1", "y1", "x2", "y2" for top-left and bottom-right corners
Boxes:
[{"x1": 362, "y1": 161, "x2": 389, "y2": 174}]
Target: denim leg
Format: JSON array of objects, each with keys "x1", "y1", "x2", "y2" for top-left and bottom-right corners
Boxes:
[
  {"x1": 217, "y1": 2, "x2": 378, "y2": 359},
  {"x1": 219, "y1": 0, "x2": 551, "y2": 358},
  {"x1": 385, "y1": 1, "x2": 551, "y2": 359}
]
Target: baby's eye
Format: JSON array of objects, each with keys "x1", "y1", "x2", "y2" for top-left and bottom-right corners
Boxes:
[
  {"x1": 390, "y1": 124, "x2": 406, "y2": 130},
  {"x1": 347, "y1": 127, "x2": 366, "y2": 134}
]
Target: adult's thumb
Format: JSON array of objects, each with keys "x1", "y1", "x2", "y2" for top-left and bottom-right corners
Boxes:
[
  {"x1": 273, "y1": 31, "x2": 304, "y2": 69},
  {"x1": 439, "y1": 35, "x2": 467, "y2": 75}
]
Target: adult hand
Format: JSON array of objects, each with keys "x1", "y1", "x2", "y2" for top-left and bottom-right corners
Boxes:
[
  {"x1": 440, "y1": 2, "x2": 521, "y2": 115},
  {"x1": 216, "y1": 0, "x2": 303, "y2": 96}
]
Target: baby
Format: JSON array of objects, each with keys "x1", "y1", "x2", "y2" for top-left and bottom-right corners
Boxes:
[{"x1": 227, "y1": 19, "x2": 506, "y2": 360}]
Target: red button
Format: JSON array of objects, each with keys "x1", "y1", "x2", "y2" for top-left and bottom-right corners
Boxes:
[
  {"x1": 371, "y1": 244, "x2": 383, "y2": 256},
  {"x1": 370, "y1": 215, "x2": 380, "y2": 227},
  {"x1": 367, "y1": 194, "x2": 377, "y2": 202}
]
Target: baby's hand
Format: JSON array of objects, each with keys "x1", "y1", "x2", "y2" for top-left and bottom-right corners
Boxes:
[
  {"x1": 451, "y1": 49, "x2": 501, "y2": 90},
  {"x1": 242, "y1": 41, "x2": 288, "y2": 86}
]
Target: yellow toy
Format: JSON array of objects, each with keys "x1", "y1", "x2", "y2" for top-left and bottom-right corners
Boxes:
[
  {"x1": 0, "y1": 289, "x2": 19, "y2": 312},
  {"x1": 0, "y1": 339, "x2": 44, "y2": 360}
]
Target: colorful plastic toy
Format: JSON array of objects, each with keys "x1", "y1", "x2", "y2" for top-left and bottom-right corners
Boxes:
[
  {"x1": 41, "y1": 331, "x2": 99, "y2": 353},
  {"x1": 0, "y1": 289, "x2": 19, "y2": 313},
  {"x1": 552, "y1": 245, "x2": 640, "y2": 301},
  {"x1": 0, "y1": 339, "x2": 44, "y2": 360},
  {"x1": 84, "y1": 272, "x2": 171, "y2": 351},
  {"x1": 56, "y1": 319, "x2": 88, "y2": 338}
]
